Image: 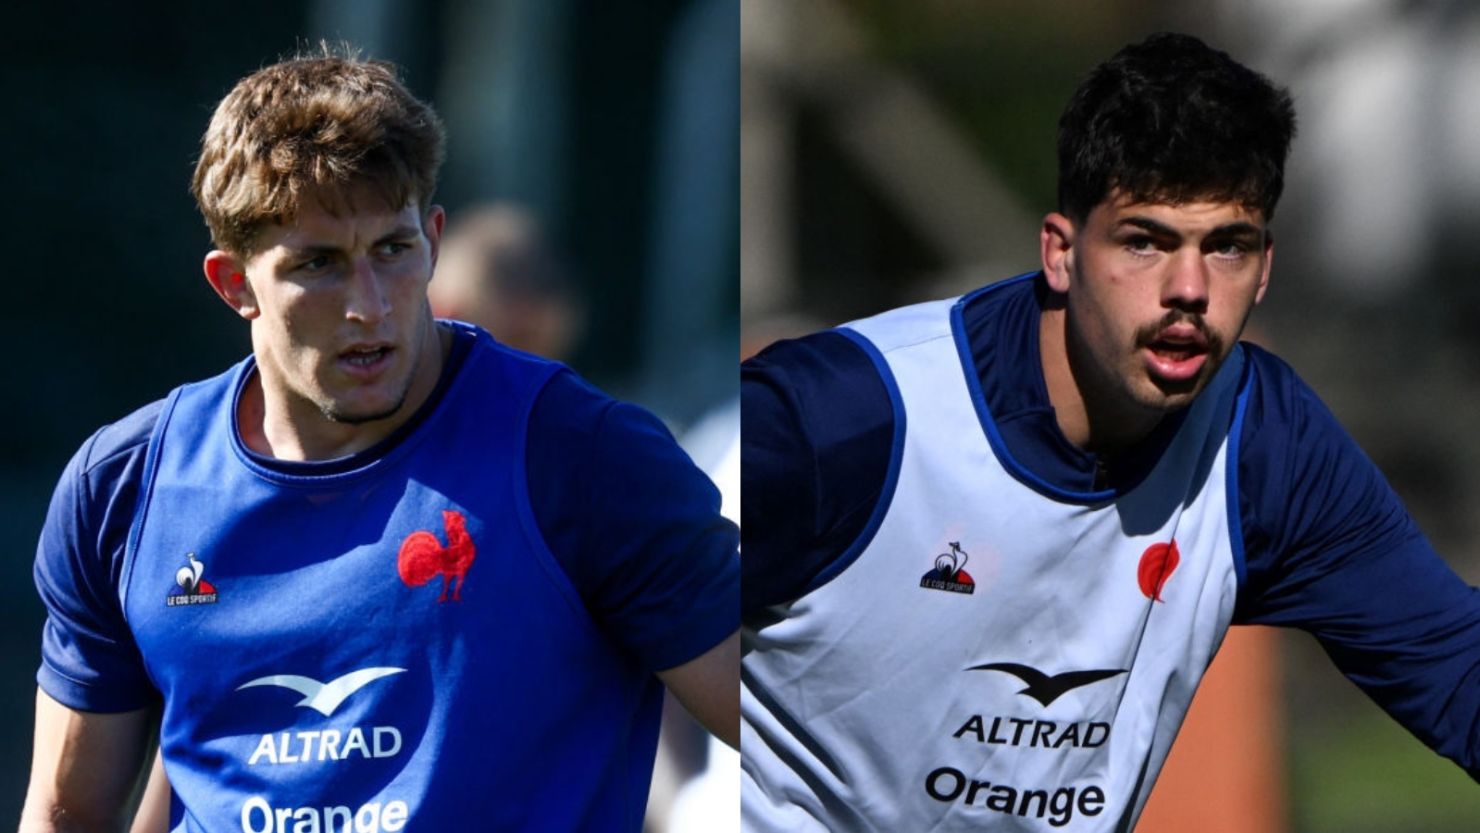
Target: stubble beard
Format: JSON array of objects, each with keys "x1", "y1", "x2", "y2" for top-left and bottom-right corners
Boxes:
[
  {"x1": 318, "y1": 386, "x2": 414, "y2": 426},
  {"x1": 317, "y1": 342, "x2": 422, "y2": 427},
  {"x1": 317, "y1": 361, "x2": 421, "y2": 426},
  {"x1": 319, "y1": 315, "x2": 437, "y2": 426}
]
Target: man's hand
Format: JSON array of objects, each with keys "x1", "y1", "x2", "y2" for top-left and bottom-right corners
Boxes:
[
  {"x1": 657, "y1": 629, "x2": 740, "y2": 749},
  {"x1": 19, "y1": 688, "x2": 153, "y2": 833}
]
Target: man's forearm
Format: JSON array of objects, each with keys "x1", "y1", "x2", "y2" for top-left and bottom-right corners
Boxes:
[{"x1": 20, "y1": 690, "x2": 152, "y2": 833}]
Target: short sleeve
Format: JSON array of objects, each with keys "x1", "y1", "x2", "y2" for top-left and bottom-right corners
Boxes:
[
  {"x1": 526, "y1": 373, "x2": 738, "y2": 672},
  {"x1": 35, "y1": 406, "x2": 162, "y2": 712}
]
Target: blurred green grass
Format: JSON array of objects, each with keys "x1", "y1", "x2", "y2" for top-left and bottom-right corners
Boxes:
[{"x1": 1292, "y1": 706, "x2": 1480, "y2": 832}]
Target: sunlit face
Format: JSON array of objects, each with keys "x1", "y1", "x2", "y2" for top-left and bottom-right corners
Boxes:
[
  {"x1": 213, "y1": 189, "x2": 446, "y2": 451},
  {"x1": 1043, "y1": 192, "x2": 1272, "y2": 432}
]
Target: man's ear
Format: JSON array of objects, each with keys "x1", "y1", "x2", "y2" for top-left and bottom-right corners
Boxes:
[
  {"x1": 1040, "y1": 212, "x2": 1076, "y2": 294},
  {"x1": 203, "y1": 251, "x2": 258, "y2": 319},
  {"x1": 423, "y1": 204, "x2": 446, "y2": 274},
  {"x1": 1254, "y1": 229, "x2": 1274, "y2": 305}
]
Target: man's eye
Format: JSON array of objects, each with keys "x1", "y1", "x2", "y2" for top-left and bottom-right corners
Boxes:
[
  {"x1": 300, "y1": 256, "x2": 331, "y2": 272},
  {"x1": 378, "y1": 242, "x2": 410, "y2": 257},
  {"x1": 1126, "y1": 236, "x2": 1156, "y2": 254}
]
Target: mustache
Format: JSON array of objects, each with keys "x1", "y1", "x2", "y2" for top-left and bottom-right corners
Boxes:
[{"x1": 1133, "y1": 311, "x2": 1224, "y2": 354}]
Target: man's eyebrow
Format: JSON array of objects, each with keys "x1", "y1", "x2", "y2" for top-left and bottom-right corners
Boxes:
[
  {"x1": 376, "y1": 225, "x2": 422, "y2": 243},
  {"x1": 282, "y1": 243, "x2": 343, "y2": 259},
  {"x1": 1117, "y1": 216, "x2": 1179, "y2": 237},
  {"x1": 1206, "y1": 221, "x2": 1264, "y2": 238},
  {"x1": 1116, "y1": 217, "x2": 1264, "y2": 238},
  {"x1": 282, "y1": 225, "x2": 422, "y2": 258}
]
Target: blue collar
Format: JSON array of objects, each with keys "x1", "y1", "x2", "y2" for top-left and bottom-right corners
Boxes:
[{"x1": 954, "y1": 273, "x2": 1187, "y2": 500}]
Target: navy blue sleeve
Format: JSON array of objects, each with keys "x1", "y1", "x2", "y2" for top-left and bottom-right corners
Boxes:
[
  {"x1": 35, "y1": 402, "x2": 163, "y2": 713},
  {"x1": 1235, "y1": 345, "x2": 1480, "y2": 777},
  {"x1": 740, "y1": 332, "x2": 895, "y2": 614},
  {"x1": 526, "y1": 372, "x2": 738, "y2": 672}
]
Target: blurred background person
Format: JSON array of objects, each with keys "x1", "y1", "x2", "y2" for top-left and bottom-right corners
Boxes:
[
  {"x1": 428, "y1": 202, "x2": 586, "y2": 362},
  {"x1": 741, "y1": 1, "x2": 1480, "y2": 831}
]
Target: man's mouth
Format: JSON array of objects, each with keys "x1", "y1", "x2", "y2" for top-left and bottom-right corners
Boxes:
[
  {"x1": 338, "y1": 344, "x2": 395, "y2": 376},
  {"x1": 1147, "y1": 340, "x2": 1202, "y2": 362},
  {"x1": 1142, "y1": 326, "x2": 1209, "y2": 384},
  {"x1": 344, "y1": 347, "x2": 389, "y2": 365}
]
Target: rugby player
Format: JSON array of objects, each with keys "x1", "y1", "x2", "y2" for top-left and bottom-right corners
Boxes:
[
  {"x1": 23, "y1": 48, "x2": 738, "y2": 832},
  {"x1": 741, "y1": 32, "x2": 1480, "y2": 831}
]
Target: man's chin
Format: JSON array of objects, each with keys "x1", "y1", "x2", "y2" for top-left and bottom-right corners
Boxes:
[
  {"x1": 318, "y1": 392, "x2": 411, "y2": 426},
  {"x1": 1138, "y1": 372, "x2": 1209, "y2": 412}
]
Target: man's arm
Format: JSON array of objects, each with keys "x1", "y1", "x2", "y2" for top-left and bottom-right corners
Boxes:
[
  {"x1": 19, "y1": 689, "x2": 153, "y2": 833},
  {"x1": 126, "y1": 752, "x2": 169, "y2": 833},
  {"x1": 741, "y1": 332, "x2": 897, "y2": 613},
  {"x1": 657, "y1": 629, "x2": 739, "y2": 749},
  {"x1": 525, "y1": 374, "x2": 739, "y2": 738},
  {"x1": 1235, "y1": 346, "x2": 1480, "y2": 775}
]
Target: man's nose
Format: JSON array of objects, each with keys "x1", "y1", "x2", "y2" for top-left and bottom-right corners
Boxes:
[
  {"x1": 344, "y1": 258, "x2": 390, "y2": 324},
  {"x1": 1161, "y1": 250, "x2": 1210, "y2": 313}
]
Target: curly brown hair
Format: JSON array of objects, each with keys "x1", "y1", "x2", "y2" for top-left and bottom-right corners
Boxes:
[{"x1": 191, "y1": 46, "x2": 446, "y2": 255}]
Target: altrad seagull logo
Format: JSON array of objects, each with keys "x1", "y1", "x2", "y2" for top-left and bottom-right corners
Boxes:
[
  {"x1": 237, "y1": 667, "x2": 406, "y2": 717},
  {"x1": 968, "y1": 663, "x2": 1128, "y2": 707}
]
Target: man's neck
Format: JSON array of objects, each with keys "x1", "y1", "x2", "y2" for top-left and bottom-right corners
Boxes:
[
  {"x1": 240, "y1": 322, "x2": 452, "y2": 462},
  {"x1": 1039, "y1": 305, "x2": 1161, "y2": 455}
]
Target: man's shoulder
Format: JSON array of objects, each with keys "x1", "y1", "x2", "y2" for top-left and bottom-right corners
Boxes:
[
  {"x1": 1232, "y1": 340, "x2": 1394, "y2": 567},
  {"x1": 1235, "y1": 342, "x2": 1336, "y2": 435},
  {"x1": 73, "y1": 398, "x2": 166, "y2": 477},
  {"x1": 743, "y1": 329, "x2": 890, "y2": 411},
  {"x1": 741, "y1": 274, "x2": 1039, "y2": 394},
  {"x1": 74, "y1": 354, "x2": 249, "y2": 473},
  {"x1": 527, "y1": 367, "x2": 639, "y2": 442},
  {"x1": 524, "y1": 369, "x2": 690, "y2": 492},
  {"x1": 1239, "y1": 341, "x2": 1303, "y2": 389}
]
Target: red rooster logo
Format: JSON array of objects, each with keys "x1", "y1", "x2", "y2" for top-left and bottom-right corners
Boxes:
[{"x1": 397, "y1": 510, "x2": 476, "y2": 603}]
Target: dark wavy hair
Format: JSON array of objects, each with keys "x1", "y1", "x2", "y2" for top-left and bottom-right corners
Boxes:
[{"x1": 1057, "y1": 33, "x2": 1296, "y2": 223}]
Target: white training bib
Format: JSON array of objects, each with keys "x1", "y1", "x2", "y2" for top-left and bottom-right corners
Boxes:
[{"x1": 742, "y1": 293, "x2": 1245, "y2": 832}]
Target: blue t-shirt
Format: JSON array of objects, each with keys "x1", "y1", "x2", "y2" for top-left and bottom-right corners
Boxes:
[
  {"x1": 741, "y1": 273, "x2": 1480, "y2": 778},
  {"x1": 35, "y1": 322, "x2": 738, "y2": 830}
]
